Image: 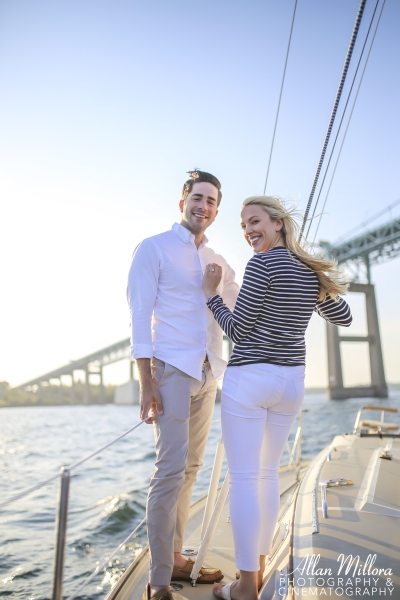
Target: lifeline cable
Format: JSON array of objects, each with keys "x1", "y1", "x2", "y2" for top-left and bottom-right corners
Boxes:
[{"x1": 298, "y1": 0, "x2": 367, "y2": 242}]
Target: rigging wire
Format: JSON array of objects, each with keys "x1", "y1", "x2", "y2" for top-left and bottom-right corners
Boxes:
[
  {"x1": 263, "y1": 0, "x2": 298, "y2": 194},
  {"x1": 298, "y1": 0, "x2": 367, "y2": 242},
  {"x1": 305, "y1": 0, "x2": 382, "y2": 241},
  {"x1": 311, "y1": 0, "x2": 387, "y2": 245}
]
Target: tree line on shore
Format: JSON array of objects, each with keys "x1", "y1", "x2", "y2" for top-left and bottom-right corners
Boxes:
[{"x1": 0, "y1": 381, "x2": 116, "y2": 407}]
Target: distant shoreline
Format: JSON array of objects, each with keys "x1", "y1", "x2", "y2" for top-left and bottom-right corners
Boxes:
[{"x1": 1, "y1": 383, "x2": 399, "y2": 408}]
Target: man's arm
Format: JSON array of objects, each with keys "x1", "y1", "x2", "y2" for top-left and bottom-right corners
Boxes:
[{"x1": 127, "y1": 239, "x2": 163, "y2": 423}]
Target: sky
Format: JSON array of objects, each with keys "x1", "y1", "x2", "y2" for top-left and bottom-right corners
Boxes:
[{"x1": 1, "y1": 0, "x2": 399, "y2": 389}]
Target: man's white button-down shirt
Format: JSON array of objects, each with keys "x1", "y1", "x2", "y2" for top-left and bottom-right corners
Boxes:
[{"x1": 127, "y1": 223, "x2": 239, "y2": 381}]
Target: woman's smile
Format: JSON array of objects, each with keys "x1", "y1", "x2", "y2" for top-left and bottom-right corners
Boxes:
[{"x1": 241, "y1": 204, "x2": 284, "y2": 252}]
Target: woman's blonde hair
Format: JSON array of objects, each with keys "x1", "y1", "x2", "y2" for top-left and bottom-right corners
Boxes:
[{"x1": 242, "y1": 196, "x2": 349, "y2": 301}]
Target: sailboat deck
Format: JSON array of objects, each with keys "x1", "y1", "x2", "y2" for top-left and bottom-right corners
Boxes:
[{"x1": 106, "y1": 468, "x2": 302, "y2": 600}]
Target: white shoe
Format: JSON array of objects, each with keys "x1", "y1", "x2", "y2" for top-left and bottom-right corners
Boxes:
[{"x1": 213, "y1": 582, "x2": 233, "y2": 600}]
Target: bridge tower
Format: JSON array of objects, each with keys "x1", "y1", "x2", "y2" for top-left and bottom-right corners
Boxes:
[
  {"x1": 326, "y1": 282, "x2": 387, "y2": 400},
  {"x1": 324, "y1": 217, "x2": 400, "y2": 400}
]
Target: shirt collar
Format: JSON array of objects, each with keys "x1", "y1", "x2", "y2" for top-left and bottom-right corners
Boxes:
[{"x1": 171, "y1": 222, "x2": 208, "y2": 247}]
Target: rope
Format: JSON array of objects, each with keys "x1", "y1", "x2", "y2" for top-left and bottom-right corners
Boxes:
[
  {"x1": 311, "y1": 0, "x2": 387, "y2": 245},
  {"x1": 0, "y1": 419, "x2": 146, "y2": 509},
  {"x1": 306, "y1": 0, "x2": 381, "y2": 239},
  {"x1": 298, "y1": 0, "x2": 367, "y2": 242},
  {"x1": 68, "y1": 419, "x2": 145, "y2": 471},
  {"x1": 0, "y1": 473, "x2": 62, "y2": 509},
  {"x1": 263, "y1": 0, "x2": 298, "y2": 194},
  {"x1": 65, "y1": 516, "x2": 147, "y2": 600},
  {"x1": 0, "y1": 415, "x2": 222, "y2": 510}
]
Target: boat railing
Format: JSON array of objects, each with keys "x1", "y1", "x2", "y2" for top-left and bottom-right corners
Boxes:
[
  {"x1": 353, "y1": 404, "x2": 399, "y2": 434},
  {"x1": 1, "y1": 418, "x2": 147, "y2": 599},
  {"x1": 1, "y1": 408, "x2": 304, "y2": 598},
  {"x1": 65, "y1": 454, "x2": 222, "y2": 600},
  {"x1": 0, "y1": 417, "x2": 222, "y2": 600}
]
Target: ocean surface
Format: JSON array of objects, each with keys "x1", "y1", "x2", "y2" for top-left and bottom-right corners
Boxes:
[{"x1": 1, "y1": 392, "x2": 400, "y2": 600}]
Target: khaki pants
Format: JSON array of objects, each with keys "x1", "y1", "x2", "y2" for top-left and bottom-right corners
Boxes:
[{"x1": 147, "y1": 358, "x2": 217, "y2": 586}]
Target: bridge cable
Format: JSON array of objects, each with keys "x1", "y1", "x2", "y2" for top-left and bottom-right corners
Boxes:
[
  {"x1": 298, "y1": 0, "x2": 367, "y2": 242},
  {"x1": 263, "y1": 0, "x2": 298, "y2": 195},
  {"x1": 334, "y1": 197, "x2": 400, "y2": 246},
  {"x1": 309, "y1": 0, "x2": 386, "y2": 245}
]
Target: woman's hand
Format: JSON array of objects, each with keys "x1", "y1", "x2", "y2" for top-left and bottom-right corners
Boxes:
[{"x1": 203, "y1": 263, "x2": 222, "y2": 299}]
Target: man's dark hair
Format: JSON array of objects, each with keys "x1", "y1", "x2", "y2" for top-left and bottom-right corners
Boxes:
[{"x1": 181, "y1": 169, "x2": 222, "y2": 205}]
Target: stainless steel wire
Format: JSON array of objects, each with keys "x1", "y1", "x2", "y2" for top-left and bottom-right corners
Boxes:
[
  {"x1": 263, "y1": 0, "x2": 298, "y2": 194},
  {"x1": 65, "y1": 516, "x2": 147, "y2": 600},
  {"x1": 64, "y1": 459, "x2": 225, "y2": 598}
]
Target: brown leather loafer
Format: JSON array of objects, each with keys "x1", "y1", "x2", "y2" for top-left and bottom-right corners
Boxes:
[{"x1": 171, "y1": 557, "x2": 223, "y2": 584}]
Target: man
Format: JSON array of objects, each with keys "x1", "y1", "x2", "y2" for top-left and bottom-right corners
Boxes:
[{"x1": 127, "y1": 170, "x2": 239, "y2": 600}]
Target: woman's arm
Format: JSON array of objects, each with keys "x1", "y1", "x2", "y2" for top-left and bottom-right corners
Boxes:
[
  {"x1": 206, "y1": 254, "x2": 270, "y2": 343},
  {"x1": 314, "y1": 295, "x2": 352, "y2": 327}
]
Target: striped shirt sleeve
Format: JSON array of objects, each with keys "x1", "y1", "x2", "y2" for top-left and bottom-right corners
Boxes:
[
  {"x1": 314, "y1": 295, "x2": 352, "y2": 326},
  {"x1": 207, "y1": 254, "x2": 270, "y2": 343}
]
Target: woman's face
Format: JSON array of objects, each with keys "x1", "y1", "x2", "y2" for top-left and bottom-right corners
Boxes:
[{"x1": 240, "y1": 204, "x2": 284, "y2": 252}]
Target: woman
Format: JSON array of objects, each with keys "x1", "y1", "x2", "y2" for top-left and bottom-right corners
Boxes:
[{"x1": 202, "y1": 196, "x2": 352, "y2": 600}]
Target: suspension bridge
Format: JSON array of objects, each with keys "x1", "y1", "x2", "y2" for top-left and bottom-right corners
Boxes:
[
  {"x1": 16, "y1": 213, "x2": 400, "y2": 402},
  {"x1": 15, "y1": 0, "x2": 398, "y2": 402}
]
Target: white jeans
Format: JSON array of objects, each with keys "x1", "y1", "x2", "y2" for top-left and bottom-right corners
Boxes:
[{"x1": 221, "y1": 362, "x2": 305, "y2": 571}]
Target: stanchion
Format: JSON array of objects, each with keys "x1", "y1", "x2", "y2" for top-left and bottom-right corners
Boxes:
[{"x1": 52, "y1": 467, "x2": 71, "y2": 600}]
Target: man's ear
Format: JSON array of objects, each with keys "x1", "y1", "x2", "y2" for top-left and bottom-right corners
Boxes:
[{"x1": 178, "y1": 199, "x2": 184, "y2": 213}]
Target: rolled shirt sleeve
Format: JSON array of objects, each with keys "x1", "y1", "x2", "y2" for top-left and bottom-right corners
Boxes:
[{"x1": 127, "y1": 239, "x2": 160, "y2": 359}]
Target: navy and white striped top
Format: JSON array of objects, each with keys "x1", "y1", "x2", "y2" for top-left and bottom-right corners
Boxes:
[{"x1": 207, "y1": 247, "x2": 352, "y2": 367}]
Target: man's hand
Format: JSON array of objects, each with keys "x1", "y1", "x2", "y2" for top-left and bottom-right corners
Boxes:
[
  {"x1": 203, "y1": 263, "x2": 222, "y2": 299},
  {"x1": 136, "y1": 358, "x2": 164, "y2": 424},
  {"x1": 140, "y1": 379, "x2": 164, "y2": 424}
]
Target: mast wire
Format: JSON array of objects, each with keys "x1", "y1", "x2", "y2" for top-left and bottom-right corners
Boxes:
[
  {"x1": 310, "y1": 0, "x2": 386, "y2": 245},
  {"x1": 306, "y1": 0, "x2": 381, "y2": 240},
  {"x1": 298, "y1": 0, "x2": 367, "y2": 242},
  {"x1": 263, "y1": 0, "x2": 298, "y2": 195}
]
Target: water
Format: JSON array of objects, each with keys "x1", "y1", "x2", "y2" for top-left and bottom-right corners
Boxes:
[{"x1": 1, "y1": 392, "x2": 400, "y2": 599}]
